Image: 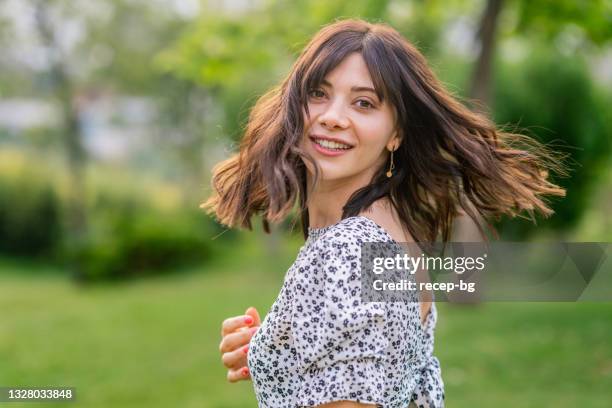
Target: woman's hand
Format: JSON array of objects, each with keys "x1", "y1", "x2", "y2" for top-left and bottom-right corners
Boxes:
[{"x1": 219, "y1": 306, "x2": 261, "y2": 383}]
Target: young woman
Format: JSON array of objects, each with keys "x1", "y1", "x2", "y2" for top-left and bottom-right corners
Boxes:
[{"x1": 208, "y1": 19, "x2": 565, "y2": 408}]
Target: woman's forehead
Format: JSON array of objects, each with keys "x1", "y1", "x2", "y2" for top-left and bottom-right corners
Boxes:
[{"x1": 312, "y1": 55, "x2": 387, "y2": 100}]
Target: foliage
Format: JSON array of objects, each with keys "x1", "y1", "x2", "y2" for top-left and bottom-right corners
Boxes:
[
  {"x1": 0, "y1": 149, "x2": 218, "y2": 280},
  {"x1": 71, "y1": 204, "x2": 212, "y2": 282},
  {"x1": 0, "y1": 166, "x2": 61, "y2": 258},
  {"x1": 493, "y1": 47, "x2": 611, "y2": 237},
  {"x1": 514, "y1": 0, "x2": 612, "y2": 45}
]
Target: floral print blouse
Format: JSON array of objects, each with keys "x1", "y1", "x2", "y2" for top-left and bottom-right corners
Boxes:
[{"x1": 247, "y1": 215, "x2": 445, "y2": 407}]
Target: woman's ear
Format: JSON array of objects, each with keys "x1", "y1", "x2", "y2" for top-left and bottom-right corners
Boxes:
[{"x1": 387, "y1": 130, "x2": 401, "y2": 151}]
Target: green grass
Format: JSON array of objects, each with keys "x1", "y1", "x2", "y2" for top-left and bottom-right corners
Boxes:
[{"x1": 1, "y1": 241, "x2": 611, "y2": 407}]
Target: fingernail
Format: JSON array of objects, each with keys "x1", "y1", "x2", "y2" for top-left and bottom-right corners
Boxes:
[
  {"x1": 241, "y1": 367, "x2": 249, "y2": 376},
  {"x1": 242, "y1": 345, "x2": 249, "y2": 354},
  {"x1": 244, "y1": 315, "x2": 254, "y2": 325},
  {"x1": 249, "y1": 326, "x2": 259, "y2": 334}
]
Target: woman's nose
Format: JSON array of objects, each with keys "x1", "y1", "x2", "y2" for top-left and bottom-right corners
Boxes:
[{"x1": 318, "y1": 99, "x2": 349, "y2": 130}]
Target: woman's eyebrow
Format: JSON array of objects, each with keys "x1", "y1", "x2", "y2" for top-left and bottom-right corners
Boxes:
[{"x1": 320, "y1": 79, "x2": 377, "y2": 95}]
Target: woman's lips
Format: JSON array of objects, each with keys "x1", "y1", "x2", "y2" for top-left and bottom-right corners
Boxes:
[{"x1": 310, "y1": 137, "x2": 354, "y2": 157}]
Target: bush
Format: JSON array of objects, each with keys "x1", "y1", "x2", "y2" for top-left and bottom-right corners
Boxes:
[
  {"x1": 0, "y1": 165, "x2": 61, "y2": 258},
  {"x1": 61, "y1": 184, "x2": 216, "y2": 281},
  {"x1": 0, "y1": 150, "x2": 217, "y2": 280},
  {"x1": 493, "y1": 48, "x2": 611, "y2": 238}
]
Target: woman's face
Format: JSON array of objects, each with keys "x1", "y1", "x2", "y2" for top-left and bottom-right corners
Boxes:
[{"x1": 301, "y1": 52, "x2": 399, "y2": 185}]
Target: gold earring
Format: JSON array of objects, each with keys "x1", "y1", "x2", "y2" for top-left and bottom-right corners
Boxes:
[{"x1": 386, "y1": 148, "x2": 395, "y2": 178}]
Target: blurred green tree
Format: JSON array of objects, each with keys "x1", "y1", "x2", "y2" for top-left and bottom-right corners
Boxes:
[
  {"x1": 469, "y1": 0, "x2": 612, "y2": 108},
  {"x1": 32, "y1": 0, "x2": 89, "y2": 278},
  {"x1": 493, "y1": 48, "x2": 611, "y2": 237}
]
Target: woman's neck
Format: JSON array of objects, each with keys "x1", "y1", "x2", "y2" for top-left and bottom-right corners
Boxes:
[{"x1": 306, "y1": 171, "x2": 374, "y2": 229}]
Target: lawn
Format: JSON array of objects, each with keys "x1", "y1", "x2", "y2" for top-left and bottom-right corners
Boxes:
[{"x1": 1, "y1": 242, "x2": 611, "y2": 407}]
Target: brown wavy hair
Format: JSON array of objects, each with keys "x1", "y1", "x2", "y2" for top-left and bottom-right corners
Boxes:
[{"x1": 201, "y1": 18, "x2": 566, "y2": 243}]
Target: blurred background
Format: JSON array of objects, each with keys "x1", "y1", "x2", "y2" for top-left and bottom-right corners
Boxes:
[{"x1": 0, "y1": 0, "x2": 610, "y2": 407}]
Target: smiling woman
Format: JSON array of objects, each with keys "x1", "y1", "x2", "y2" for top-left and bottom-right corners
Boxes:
[
  {"x1": 204, "y1": 18, "x2": 566, "y2": 408},
  {"x1": 300, "y1": 53, "x2": 399, "y2": 186}
]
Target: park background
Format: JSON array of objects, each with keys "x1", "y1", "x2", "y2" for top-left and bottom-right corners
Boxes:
[{"x1": 0, "y1": 0, "x2": 611, "y2": 407}]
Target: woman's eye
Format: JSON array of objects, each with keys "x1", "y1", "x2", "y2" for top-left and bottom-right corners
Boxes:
[
  {"x1": 308, "y1": 89, "x2": 325, "y2": 98},
  {"x1": 356, "y1": 99, "x2": 374, "y2": 109}
]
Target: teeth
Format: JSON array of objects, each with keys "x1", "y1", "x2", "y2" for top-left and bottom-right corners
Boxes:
[{"x1": 314, "y1": 138, "x2": 351, "y2": 150}]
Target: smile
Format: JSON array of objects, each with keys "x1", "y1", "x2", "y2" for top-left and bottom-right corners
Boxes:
[{"x1": 309, "y1": 136, "x2": 354, "y2": 157}]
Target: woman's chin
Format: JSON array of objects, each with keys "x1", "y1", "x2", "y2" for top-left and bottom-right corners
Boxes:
[
  {"x1": 318, "y1": 171, "x2": 354, "y2": 183},
  {"x1": 303, "y1": 160, "x2": 360, "y2": 183}
]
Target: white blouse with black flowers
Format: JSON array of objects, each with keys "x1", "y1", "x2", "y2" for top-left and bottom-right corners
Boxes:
[{"x1": 247, "y1": 215, "x2": 444, "y2": 407}]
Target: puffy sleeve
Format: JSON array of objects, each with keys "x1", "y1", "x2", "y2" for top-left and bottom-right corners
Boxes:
[{"x1": 291, "y1": 235, "x2": 389, "y2": 407}]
